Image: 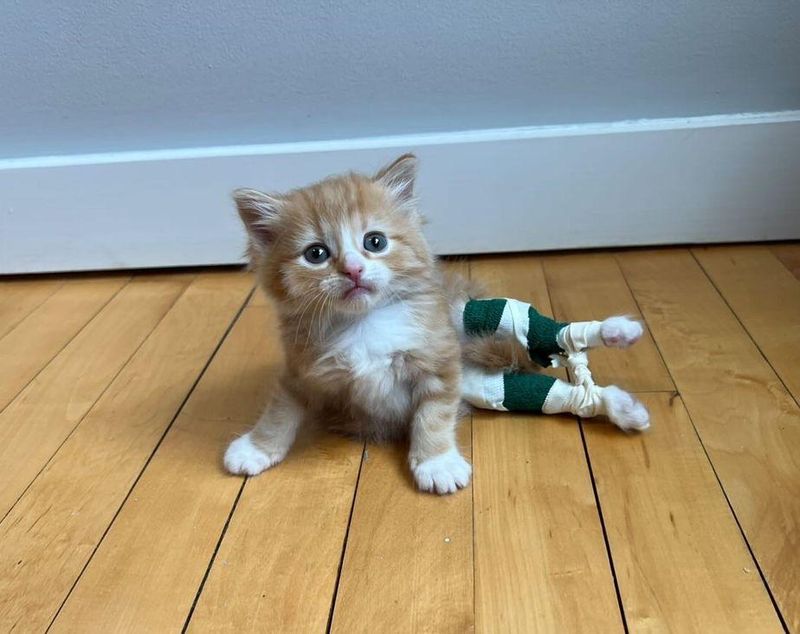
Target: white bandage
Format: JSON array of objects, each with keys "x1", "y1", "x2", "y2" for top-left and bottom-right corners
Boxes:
[
  {"x1": 495, "y1": 299, "x2": 531, "y2": 351},
  {"x1": 542, "y1": 378, "x2": 605, "y2": 417},
  {"x1": 544, "y1": 351, "x2": 604, "y2": 417},
  {"x1": 461, "y1": 365, "x2": 508, "y2": 411},
  {"x1": 556, "y1": 320, "x2": 604, "y2": 353}
]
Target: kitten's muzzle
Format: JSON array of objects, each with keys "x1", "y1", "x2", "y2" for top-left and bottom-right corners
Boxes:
[{"x1": 342, "y1": 281, "x2": 374, "y2": 301}]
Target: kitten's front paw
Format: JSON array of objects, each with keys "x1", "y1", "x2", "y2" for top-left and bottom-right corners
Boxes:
[
  {"x1": 600, "y1": 316, "x2": 643, "y2": 348},
  {"x1": 224, "y1": 433, "x2": 286, "y2": 476},
  {"x1": 601, "y1": 386, "x2": 650, "y2": 431},
  {"x1": 412, "y1": 448, "x2": 472, "y2": 495}
]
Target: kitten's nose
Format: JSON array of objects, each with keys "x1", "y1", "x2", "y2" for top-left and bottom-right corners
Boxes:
[{"x1": 342, "y1": 261, "x2": 364, "y2": 283}]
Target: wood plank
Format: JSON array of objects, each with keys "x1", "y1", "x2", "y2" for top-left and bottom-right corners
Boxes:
[
  {"x1": 542, "y1": 252, "x2": 674, "y2": 392},
  {"x1": 189, "y1": 432, "x2": 363, "y2": 633},
  {"x1": 771, "y1": 243, "x2": 800, "y2": 280},
  {"x1": 0, "y1": 272, "x2": 252, "y2": 633},
  {"x1": 0, "y1": 277, "x2": 63, "y2": 339},
  {"x1": 0, "y1": 274, "x2": 190, "y2": 519},
  {"x1": 331, "y1": 424, "x2": 473, "y2": 634},
  {"x1": 618, "y1": 249, "x2": 800, "y2": 631},
  {"x1": 544, "y1": 250, "x2": 780, "y2": 629},
  {"x1": 474, "y1": 410, "x2": 622, "y2": 632},
  {"x1": 0, "y1": 275, "x2": 128, "y2": 411},
  {"x1": 52, "y1": 297, "x2": 287, "y2": 633},
  {"x1": 587, "y1": 393, "x2": 782, "y2": 631},
  {"x1": 694, "y1": 245, "x2": 800, "y2": 402},
  {"x1": 470, "y1": 255, "x2": 622, "y2": 632}
]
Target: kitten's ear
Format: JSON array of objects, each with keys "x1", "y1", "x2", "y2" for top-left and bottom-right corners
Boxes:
[
  {"x1": 233, "y1": 188, "x2": 283, "y2": 249},
  {"x1": 374, "y1": 153, "x2": 418, "y2": 204}
]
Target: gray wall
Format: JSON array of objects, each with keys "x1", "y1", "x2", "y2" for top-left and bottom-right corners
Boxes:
[{"x1": 2, "y1": 0, "x2": 799, "y2": 159}]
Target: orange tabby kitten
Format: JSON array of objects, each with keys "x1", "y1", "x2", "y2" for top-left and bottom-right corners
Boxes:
[
  {"x1": 225, "y1": 154, "x2": 648, "y2": 494},
  {"x1": 226, "y1": 154, "x2": 471, "y2": 493}
]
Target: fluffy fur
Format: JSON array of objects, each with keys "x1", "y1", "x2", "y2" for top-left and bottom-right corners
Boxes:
[
  {"x1": 225, "y1": 154, "x2": 646, "y2": 495},
  {"x1": 228, "y1": 154, "x2": 469, "y2": 494}
]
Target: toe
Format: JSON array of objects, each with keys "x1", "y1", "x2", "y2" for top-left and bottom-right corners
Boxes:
[
  {"x1": 224, "y1": 433, "x2": 281, "y2": 476},
  {"x1": 412, "y1": 448, "x2": 472, "y2": 495},
  {"x1": 601, "y1": 316, "x2": 644, "y2": 348},
  {"x1": 602, "y1": 386, "x2": 651, "y2": 432}
]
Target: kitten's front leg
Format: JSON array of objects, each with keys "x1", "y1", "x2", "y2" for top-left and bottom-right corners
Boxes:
[
  {"x1": 224, "y1": 381, "x2": 303, "y2": 476},
  {"x1": 409, "y1": 388, "x2": 471, "y2": 495}
]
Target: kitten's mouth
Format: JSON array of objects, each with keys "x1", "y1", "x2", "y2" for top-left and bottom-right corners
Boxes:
[{"x1": 343, "y1": 283, "x2": 374, "y2": 301}]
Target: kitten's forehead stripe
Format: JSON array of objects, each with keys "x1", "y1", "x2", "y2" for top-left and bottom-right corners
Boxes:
[{"x1": 338, "y1": 221, "x2": 363, "y2": 262}]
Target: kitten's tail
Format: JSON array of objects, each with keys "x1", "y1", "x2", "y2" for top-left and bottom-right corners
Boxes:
[{"x1": 461, "y1": 335, "x2": 539, "y2": 372}]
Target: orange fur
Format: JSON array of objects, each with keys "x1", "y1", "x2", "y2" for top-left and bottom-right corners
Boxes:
[{"x1": 229, "y1": 154, "x2": 473, "y2": 493}]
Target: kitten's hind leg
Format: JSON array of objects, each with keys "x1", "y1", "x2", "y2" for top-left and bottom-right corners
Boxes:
[
  {"x1": 544, "y1": 377, "x2": 650, "y2": 431},
  {"x1": 461, "y1": 365, "x2": 556, "y2": 412},
  {"x1": 459, "y1": 298, "x2": 643, "y2": 363},
  {"x1": 224, "y1": 381, "x2": 303, "y2": 476},
  {"x1": 558, "y1": 316, "x2": 643, "y2": 352},
  {"x1": 461, "y1": 298, "x2": 566, "y2": 366},
  {"x1": 461, "y1": 365, "x2": 650, "y2": 431}
]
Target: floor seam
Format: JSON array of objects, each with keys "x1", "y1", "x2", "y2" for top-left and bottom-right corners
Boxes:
[
  {"x1": 0, "y1": 277, "x2": 65, "y2": 340},
  {"x1": 540, "y1": 257, "x2": 629, "y2": 633},
  {"x1": 325, "y1": 440, "x2": 367, "y2": 633},
  {"x1": 0, "y1": 275, "x2": 132, "y2": 417},
  {"x1": 689, "y1": 248, "x2": 800, "y2": 410},
  {"x1": 181, "y1": 479, "x2": 248, "y2": 632},
  {"x1": 614, "y1": 251, "x2": 790, "y2": 632},
  {"x1": 0, "y1": 275, "x2": 188, "y2": 525},
  {"x1": 44, "y1": 284, "x2": 254, "y2": 632}
]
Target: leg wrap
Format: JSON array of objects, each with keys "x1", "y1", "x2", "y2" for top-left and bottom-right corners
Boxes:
[
  {"x1": 556, "y1": 320, "x2": 604, "y2": 353},
  {"x1": 463, "y1": 298, "x2": 567, "y2": 367},
  {"x1": 462, "y1": 350, "x2": 606, "y2": 419},
  {"x1": 542, "y1": 375, "x2": 604, "y2": 417},
  {"x1": 462, "y1": 365, "x2": 557, "y2": 413},
  {"x1": 460, "y1": 299, "x2": 651, "y2": 429},
  {"x1": 462, "y1": 353, "x2": 649, "y2": 429},
  {"x1": 462, "y1": 363, "x2": 611, "y2": 419}
]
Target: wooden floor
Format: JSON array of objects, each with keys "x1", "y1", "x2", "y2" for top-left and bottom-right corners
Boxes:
[{"x1": 1, "y1": 244, "x2": 799, "y2": 633}]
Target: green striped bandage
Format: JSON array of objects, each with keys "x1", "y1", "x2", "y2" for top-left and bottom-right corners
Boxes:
[
  {"x1": 461, "y1": 365, "x2": 651, "y2": 430},
  {"x1": 461, "y1": 366, "x2": 557, "y2": 412},
  {"x1": 463, "y1": 298, "x2": 567, "y2": 367}
]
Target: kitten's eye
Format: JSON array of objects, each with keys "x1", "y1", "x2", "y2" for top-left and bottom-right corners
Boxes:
[
  {"x1": 303, "y1": 244, "x2": 330, "y2": 264},
  {"x1": 364, "y1": 232, "x2": 388, "y2": 253}
]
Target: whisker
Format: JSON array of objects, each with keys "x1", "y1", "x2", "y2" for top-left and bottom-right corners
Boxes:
[{"x1": 292, "y1": 290, "x2": 326, "y2": 345}]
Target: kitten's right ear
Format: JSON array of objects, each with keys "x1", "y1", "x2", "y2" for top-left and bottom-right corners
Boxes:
[{"x1": 233, "y1": 188, "x2": 283, "y2": 250}]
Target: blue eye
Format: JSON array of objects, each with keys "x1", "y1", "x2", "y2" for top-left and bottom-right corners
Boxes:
[
  {"x1": 304, "y1": 244, "x2": 330, "y2": 264},
  {"x1": 364, "y1": 232, "x2": 388, "y2": 253}
]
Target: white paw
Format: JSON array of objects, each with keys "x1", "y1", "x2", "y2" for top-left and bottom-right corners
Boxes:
[
  {"x1": 224, "y1": 433, "x2": 286, "y2": 476},
  {"x1": 412, "y1": 448, "x2": 472, "y2": 495},
  {"x1": 600, "y1": 316, "x2": 643, "y2": 348},
  {"x1": 601, "y1": 386, "x2": 650, "y2": 431}
]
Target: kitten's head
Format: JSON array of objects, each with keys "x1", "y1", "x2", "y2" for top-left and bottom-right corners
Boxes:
[{"x1": 235, "y1": 154, "x2": 434, "y2": 318}]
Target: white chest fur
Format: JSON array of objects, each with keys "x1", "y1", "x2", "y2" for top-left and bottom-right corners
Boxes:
[
  {"x1": 319, "y1": 301, "x2": 423, "y2": 420},
  {"x1": 331, "y1": 302, "x2": 420, "y2": 369}
]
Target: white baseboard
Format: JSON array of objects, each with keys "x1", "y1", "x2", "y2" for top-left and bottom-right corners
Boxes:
[{"x1": 2, "y1": 111, "x2": 799, "y2": 274}]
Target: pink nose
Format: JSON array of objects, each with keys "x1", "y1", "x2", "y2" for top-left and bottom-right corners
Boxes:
[{"x1": 343, "y1": 262, "x2": 364, "y2": 283}]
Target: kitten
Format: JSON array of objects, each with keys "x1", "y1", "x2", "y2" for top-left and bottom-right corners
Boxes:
[
  {"x1": 226, "y1": 154, "x2": 471, "y2": 494},
  {"x1": 225, "y1": 153, "x2": 648, "y2": 495}
]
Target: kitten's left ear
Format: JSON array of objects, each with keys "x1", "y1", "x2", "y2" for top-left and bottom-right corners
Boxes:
[{"x1": 374, "y1": 153, "x2": 418, "y2": 203}]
